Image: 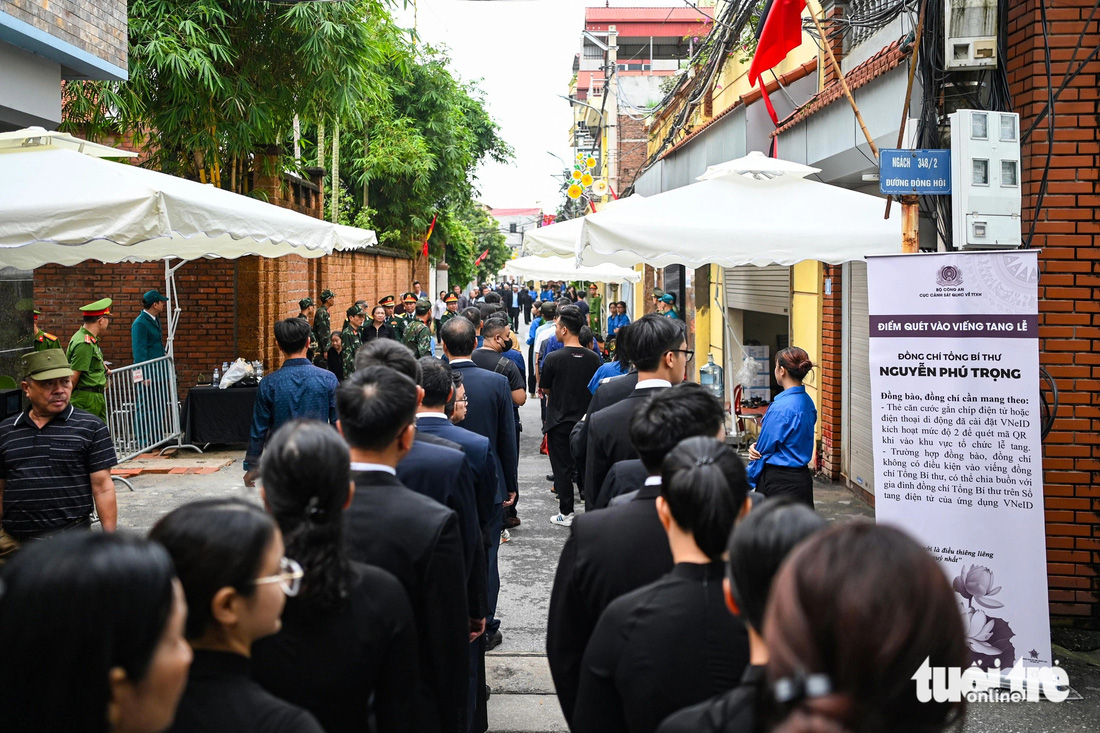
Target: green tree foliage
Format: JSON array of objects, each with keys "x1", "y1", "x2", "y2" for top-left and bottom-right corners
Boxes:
[{"x1": 62, "y1": 0, "x2": 512, "y2": 276}]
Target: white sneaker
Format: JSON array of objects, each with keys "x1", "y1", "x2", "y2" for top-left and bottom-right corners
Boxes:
[
  {"x1": 550, "y1": 513, "x2": 574, "y2": 527},
  {"x1": 500, "y1": 529, "x2": 511, "y2": 543}
]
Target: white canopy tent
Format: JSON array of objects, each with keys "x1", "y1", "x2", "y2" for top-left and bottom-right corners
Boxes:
[
  {"x1": 576, "y1": 151, "x2": 900, "y2": 268},
  {"x1": 0, "y1": 127, "x2": 378, "y2": 458},
  {"x1": 523, "y1": 196, "x2": 645, "y2": 257},
  {"x1": 501, "y1": 254, "x2": 641, "y2": 284},
  {"x1": 0, "y1": 127, "x2": 376, "y2": 354}
]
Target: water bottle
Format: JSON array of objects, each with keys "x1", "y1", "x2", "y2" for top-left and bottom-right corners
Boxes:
[
  {"x1": 255, "y1": 361, "x2": 264, "y2": 380},
  {"x1": 699, "y1": 353, "x2": 724, "y2": 401},
  {"x1": 213, "y1": 367, "x2": 220, "y2": 386},
  {"x1": 222, "y1": 361, "x2": 229, "y2": 374}
]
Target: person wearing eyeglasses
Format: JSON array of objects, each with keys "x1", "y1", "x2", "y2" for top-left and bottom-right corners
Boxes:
[
  {"x1": 582, "y1": 315, "x2": 690, "y2": 510},
  {"x1": 250, "y1": 420, "x2": 427, "y2": 733},
  {"x1": 150, "y1": 499, "x2": 323, "y2": 733}
]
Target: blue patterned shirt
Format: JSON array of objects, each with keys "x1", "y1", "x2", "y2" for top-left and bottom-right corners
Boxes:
[
  {"x1": 245, "y1": 358, "x2": 338, "y2": 470},
  {"x1": 746, "y1": 385, "x2": 817, "y2": 488}
]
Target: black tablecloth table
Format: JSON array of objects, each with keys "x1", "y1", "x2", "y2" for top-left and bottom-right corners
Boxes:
[
  {"x1": 0, "y1": 388, "x2": 23, "y2": 421},
  {"x1": 182, "y1": 385, "x2": 258, "y2": 445}
]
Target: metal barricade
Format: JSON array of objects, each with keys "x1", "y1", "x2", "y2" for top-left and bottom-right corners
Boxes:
[{"x1": 104, "y1": 356, "x2": 200, "y2": 471}]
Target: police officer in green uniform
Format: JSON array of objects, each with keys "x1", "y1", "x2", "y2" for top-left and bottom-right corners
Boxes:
[
  {"x1": 298, "y1": 297, "x2": 317, "y2": 362},
  {"x1": 67, "y1": 298, "x2": 112, "y2": 422},
  {"x1": 30, "y1": 309, "x2": 62, "y2": 352},
  {"x1": 380, "y1": 295, "x2": 404, "y2": 339},
  {"x1": 439, "y1": 293, "x2": 460, "y2": 330},
  {"x1": 341, "y1": 304, "x2": 365, "y2": 376},
  {"x1": 313, "y1": 289, "x2": 335, "y2": 366},
  {"x1": 401, "y1": 299, "x2": 435, "y2": 359},
  {"x1": 396, "y1": 293, "x2": 417, "y2": 331}
]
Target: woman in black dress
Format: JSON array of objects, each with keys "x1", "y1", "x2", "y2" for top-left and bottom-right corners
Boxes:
[
  {"x1": 251, "y1": 420, "x2": 427, "y2": 733},
  {"x1": 363, "y1": 305, "x2": 395, "y2": 342},
  {"x1": 326, "y1": 331, "x2": 345, "y2": 380},
  {"x1": 151, "y1": 500, "x2": 324, "y2": 733},
  {"x1": 572, "y1": 437, "x2": 752, "y2": 733}
]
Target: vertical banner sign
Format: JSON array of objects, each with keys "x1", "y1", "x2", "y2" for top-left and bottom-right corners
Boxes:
[{"x1": 868, "y1": 251, "x2": 1050, "y2": 671}]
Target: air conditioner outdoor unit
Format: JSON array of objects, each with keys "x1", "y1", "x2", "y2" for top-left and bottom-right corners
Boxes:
[{"x1": 944, "y1": 0, "x2": 998, "y2": 71}]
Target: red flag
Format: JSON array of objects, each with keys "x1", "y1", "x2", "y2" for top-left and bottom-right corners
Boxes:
[
  {"x1": 420, "y1": 214, "x2": 437, "y2": 257},
  {"x1": 748, "y1": 0, "x2": 806, "y2": 130},
  {"x1": 474, "y1": 248, "x2": 489, "y2": 266}
]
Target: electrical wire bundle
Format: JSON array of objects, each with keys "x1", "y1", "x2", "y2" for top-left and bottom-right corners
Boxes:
[{"x1": 623, "y1": 0, "x2": 760, "y2": 194}]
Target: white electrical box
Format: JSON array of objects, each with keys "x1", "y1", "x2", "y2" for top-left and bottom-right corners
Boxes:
[
  {"x1": 950, "y1": 109, "x2": 1022, "y2": 249},
  {"x1": 945, "y1": 0, "x2": 998, "y2": 70}
]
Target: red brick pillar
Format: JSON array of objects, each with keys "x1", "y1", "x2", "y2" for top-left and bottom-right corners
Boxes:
[
  {"x1": 1008, "y1": 0, "x2": 1100, "y2": 623},
  {"x1": 820, "y1": 1, "x2": 849, "y2": 87},
  {"x1": 819, "y1": 264, "x2": 843, "y2": 480}
]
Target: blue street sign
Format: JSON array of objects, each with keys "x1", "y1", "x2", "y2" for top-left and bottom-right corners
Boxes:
[{"x1": 879, "y1": 149, "x2": 951, "y2": 195}]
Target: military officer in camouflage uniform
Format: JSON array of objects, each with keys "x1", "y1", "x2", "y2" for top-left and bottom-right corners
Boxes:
[
  {"x1": 341, "y1": 304, "x2": 366, "y2": 376},
  {"x1": 30, "y1": 308, "x2": 62, "y2": 351},
  {"x1": 396, "y1": 292, "x2": 417, "y2": 331},
  {"x1": 379, "y1": 294, "x2": 404, "y2": 339},
  {"x1": 298, "y1": 297, "x2": 317, "y2": 362},
  {"x1": 66, "y1": 298, "x2": 112, "y2": 422},
  {"x1": 438, "y1": 293, "x2": 461, "y2": 330},
  {"x1": 401, "y1": 299, "x2": 435, "y2": 359},
  {"x1": 313, "y1": 289, "x2": 336, "y2": 366}
]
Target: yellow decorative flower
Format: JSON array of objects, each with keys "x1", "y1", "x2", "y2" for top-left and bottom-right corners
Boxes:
[
  {"x1": 581, "y1": 173, "x2": 594, "y2": 187},
  {"x1": 567, "y1": 183, "x2": 584, "y2": 199},
  {"x1": 586, "y1": 156, "x2": 598, "y2": 169},
  {"x1": 576, "y1": 153, "x2": 586, "y2": 161},
  {"x1": 571, "y1": 169, "x2": 583, "y2": 180}
]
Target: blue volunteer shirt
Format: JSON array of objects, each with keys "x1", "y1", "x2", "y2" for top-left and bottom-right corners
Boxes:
[
  {"x1": 587, "y1": 360, "x2": 628, "y2": 393},
  {"x1": 607, "y1": 313, "x2": 630, "y2": 338},
  {"x1": 745, "y1": 385, "x2": 817, "y2": 489},
  {"x1": 245, "y1": 358, "x2": 338, "y2": 470}
]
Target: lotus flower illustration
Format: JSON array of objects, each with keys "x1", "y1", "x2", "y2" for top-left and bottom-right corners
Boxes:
[
  {"x1": 963, "y1": 609, "x2": 1002, "y2": 656},
  {"x1": 952, "y1": 565, "x2": 1003, "y2": 609}
]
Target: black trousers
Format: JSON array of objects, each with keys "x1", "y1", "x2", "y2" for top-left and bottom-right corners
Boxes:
[
  {"x1": 759, "y1": 465, "x2": 815, "y2": 508},
  {"x1": 508, "y1": 425, "x2": 521, "y2": 519},
  {"x1": 547, "y1": 423, "x2": 577, "y2": 515},
  {"x1": 509, "y1": 307, "x2": 520, "y2": 331}
]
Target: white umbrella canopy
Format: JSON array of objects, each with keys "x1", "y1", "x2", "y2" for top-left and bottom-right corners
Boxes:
[
  {"x1": 696, "y1": 150, "x2": 821, "y2": 181},
  {"x1": 0, "y1": 131, "x2": 376, "y2": 269},
  {"x1": 501, "y1": 254, "x2": 641, "y2": 284},
  {"x1": 576, "y1": 167, "x2": 900, "y2": 269},
  {"x1": 524, "y1": 195, "x2": 646, "y2": 257}
]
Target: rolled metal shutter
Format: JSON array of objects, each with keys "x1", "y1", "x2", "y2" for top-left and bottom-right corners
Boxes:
[
  {"x1": 723, "y1": 265, "x2": 790, "y2": 315},
  {"x1": 844, "y1": 261, "x2": 874, "y2": 494}
]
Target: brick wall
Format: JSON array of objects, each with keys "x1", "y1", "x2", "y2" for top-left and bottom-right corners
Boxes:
[
  {"x1": 1008, "y1": 1, "x2": 1100, "y2": 626},
  {"x1": 34, "y1": 251, "x2": 414, "y2": 401},
  {"x1": 819, "y1": 264, "x2": 843, "y2": 481},
  {"x1": 619, "y1": 113, "x2": 649, "y2": 192},
  {"x1": 34, "y1": 258, "x2": 237, "y2": 397},
  {"x1": 2, "y1": 0, "x2": 127, "y2": 71}
]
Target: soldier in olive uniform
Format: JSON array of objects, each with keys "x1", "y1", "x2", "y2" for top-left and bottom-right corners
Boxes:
[
  {"x1": 30, "y1": 309, "x2": 62, "y2": 352},
  {"x1": 379, "y1": 294, "x2": 404, "y2": 339},
  {"x1": 397, "y1": 292, "x2": 417, "y2": 329},
  {"x1": 66, "y1": 298, "x2": 112, "y2": 422},
  {"x1": 313, "y1": 289, "x2": 336, "y2": 366},
  {"x1": 439, "y1": 293, "x2": 461, "y2": 330},
  {"x1": 401, "y1": 299, "x2": 435, "y2": 359},
  {"x1": 341, "y1": 304, "x2": 366, "y2": 376},
  {"x1": 298, "y1": 297, "x2": 317, "y2": 362}
]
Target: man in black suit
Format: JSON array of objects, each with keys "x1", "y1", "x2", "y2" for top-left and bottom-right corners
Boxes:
[
  {"x1": 355, "y1": 341, "x2": 482, "y2": 588},
  {"x1": 547, "y1": 383, "x2": 728, "y2": 726},
  {"x1": 441, "y1": 316, "x2": 517, "y2": 650},
  {"x1": 583, "y1": 315, "x2": 688, "y2": 509},
  {"x1": 339, "y1": 366, "x2": 468, "y2": 733}
]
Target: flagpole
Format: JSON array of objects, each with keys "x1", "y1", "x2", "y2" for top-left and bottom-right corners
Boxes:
[{"x1": 806, "y1": 0, "x2": 878, "y2": 158}]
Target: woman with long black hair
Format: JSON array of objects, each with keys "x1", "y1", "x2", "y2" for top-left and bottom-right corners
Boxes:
[
  {"x1": 250, "y1": 420, "x2": 426, "y2": 733},
  {"x1": 0, "y1": 533, "x2": 191, "y2": 733},
  {"x1": 150, "y1": 500, "x2": 324, "y2": 733},
  {"x1": 572, "y1": 437, "x2": 752, "y2": 733},
  {"x1": 746, "y1": 347, "x2": 818, "y2": 507}
]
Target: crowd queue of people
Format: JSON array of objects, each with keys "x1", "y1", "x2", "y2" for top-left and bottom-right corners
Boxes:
[{"x1": 0, "y1": 277, "x2": 970, "y2": 733}]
